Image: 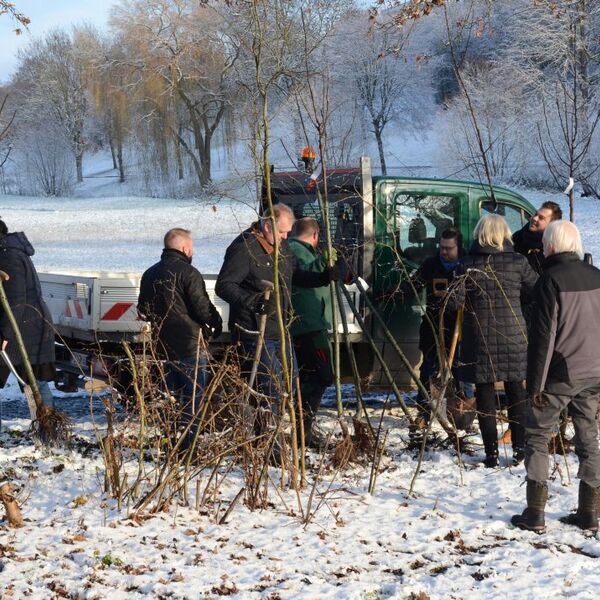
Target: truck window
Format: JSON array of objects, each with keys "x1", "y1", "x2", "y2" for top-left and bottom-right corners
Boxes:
[
  {"x1": 393, "y1": 193, "x2": 458, "y2": 266},
  {"x1": 480, "y1": 200, "x2": 529, "y2": 234}
]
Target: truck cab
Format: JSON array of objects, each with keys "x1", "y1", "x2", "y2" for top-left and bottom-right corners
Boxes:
[{"x1": 269, "y1": 157, "x2": 537, "y2": 387}]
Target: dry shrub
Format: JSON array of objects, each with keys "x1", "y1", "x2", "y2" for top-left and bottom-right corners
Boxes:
[{"x1": 331, "y1": 418, "x2": 376, "y2": 469}]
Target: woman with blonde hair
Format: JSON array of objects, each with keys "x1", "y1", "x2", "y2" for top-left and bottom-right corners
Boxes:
[{"x1": 452, "y1": 213, "x2": 537, "y2": 467}]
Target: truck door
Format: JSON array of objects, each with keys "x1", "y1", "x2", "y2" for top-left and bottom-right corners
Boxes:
[
  {"x1": 478, "y1": 198, "x2": 532, "y2": 232},
  {"x1": 372, "y1": 181, "x2": 463, "y2": 386}
]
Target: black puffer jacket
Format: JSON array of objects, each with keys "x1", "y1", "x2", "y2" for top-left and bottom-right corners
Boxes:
[
  {"x1": 451, "y1": 242, "x2": 537, "y2": 383},
  {"x1": 215, "y1": 225, "x2": 329, "y2": 340},
  {"x1": 138, "y1": 249, "x2": 222, "y2": 360},
  {"x1": 0, "y1": 232, "x2": 55, "y2": 383},
  {"x1": 513, "y1": 224, "x2": 545, "y2": 274}
]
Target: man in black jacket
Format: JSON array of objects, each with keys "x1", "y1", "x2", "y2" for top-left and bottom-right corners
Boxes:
[
  {"x1": 400, "y1": 228, "x2": 473, "y2": 427},
  {"x1": 138, "y1": 228, "x2": 222, "y2": 449},
  {"x1": 513, "y1": 201, "x2": 562, "y2": 274},
  {"x1": 216, "y1": 204, "x2": 337, "y2": 414},
  {"x1": 512, "y1": 220, "x2": 600, "y2": 534}
]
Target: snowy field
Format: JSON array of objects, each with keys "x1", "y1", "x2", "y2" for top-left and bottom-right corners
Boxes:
[{"x1": 2, "y1": 179, "x2": 600, "y2": 599}]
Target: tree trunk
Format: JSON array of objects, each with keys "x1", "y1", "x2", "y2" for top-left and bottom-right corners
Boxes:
[
  {"x1": 374, "y1": 124, "x2": 387, "y2": 176},
  {"x1": 75, "y1": 152, "x2": 83, "y2": 184},
  {"x1": 117, "y1": 137, "x2": 125, "y2": 184},
  {"x1": 175, "y1": 124, "x2": 184, "y2": 181},
  {"x1": 108, "y1": 132, "x2": 118, "y2": 170}
]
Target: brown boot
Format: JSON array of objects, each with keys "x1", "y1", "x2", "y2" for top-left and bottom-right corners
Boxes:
[{"x1": 511, "y1": 480, "x2": 548, "y2": 533}]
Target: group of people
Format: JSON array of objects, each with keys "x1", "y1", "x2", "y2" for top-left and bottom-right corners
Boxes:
[
  {"x1": 138, "y1": 205, "x2": 338, "y2": 452},
  {"x1": 408, "y1": 201, "x2": 600, "y2": 534},
  {"x1": 110, "y1": 196, "x2": 600, "y2": 535},
  {"x1": 0, "y1": 194, "x2": 598, "y2": 535}
]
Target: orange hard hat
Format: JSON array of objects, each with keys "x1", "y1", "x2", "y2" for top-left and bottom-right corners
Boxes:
[{"x1": 301, "y1": 146, "x2": 316, "y2": 159}]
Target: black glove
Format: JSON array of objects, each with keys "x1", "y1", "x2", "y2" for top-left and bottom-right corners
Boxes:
[
  {"x1": 255, "y1": 295, "x2": 275, "y2": 316},
  {"x1": 325, "y1": 263, "x2": 340, "y2": 283},
  {"x1": 209, "y1": 321, "x2": 222, "y2": 339}
]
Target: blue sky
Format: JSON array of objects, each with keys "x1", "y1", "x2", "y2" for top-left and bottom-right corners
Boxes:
[{"x1": 0, "y1": 0, "x2": 111, "y2": 83}]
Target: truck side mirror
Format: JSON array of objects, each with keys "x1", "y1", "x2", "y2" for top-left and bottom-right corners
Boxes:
[{"x1": 584, "y1": 253, "x2": 593, "y2": 265}]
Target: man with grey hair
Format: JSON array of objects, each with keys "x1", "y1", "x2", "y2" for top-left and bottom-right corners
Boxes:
[
  {"x1": 138, "y1": 227, "x2": 222, "y2": 451},
  {"x1": 216, "y1": 204, "x2": 338, "y2": 442},
  {"x1": 512, "y1": 220, "x2": 600, "y2": 534}
]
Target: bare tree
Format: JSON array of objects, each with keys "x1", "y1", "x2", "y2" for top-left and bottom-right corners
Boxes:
[
  {"x1": 15, "y1": 28, "x2": 89, "y2": 183},
  {"x1": 111, "y1": 0, "x2": 239, "y2": 188},
  {"x1": 0, "y1": 1, "x2": 29, "y2": 34},
  {"x1": 0, "y1": 93, "x2": 15, "y2": 170},
  {"x1": 507, "y1": 0, "x2": 600, "y2": 219}
]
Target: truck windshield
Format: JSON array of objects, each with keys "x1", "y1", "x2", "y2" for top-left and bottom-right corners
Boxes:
[{"x1": 393, "y1": 193, "x2": 458, "y2": 266}]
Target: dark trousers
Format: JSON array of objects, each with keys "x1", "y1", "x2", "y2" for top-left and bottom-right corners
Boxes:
[
  {"x1": 238, "y1": 336, "x2": 297, "y2": 413},
  {"x1": 475, "y1": 380, "x2": 526, "y2": 454},
  {"x1": 293, "y1": 330, "x2": 333, "y2": 424},
  {"x1": 164, "y1": 355, "x2": 207, "y2": 450}
]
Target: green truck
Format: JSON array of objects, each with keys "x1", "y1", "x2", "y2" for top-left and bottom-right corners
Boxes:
[{"x1": 269, "y1": 156, "x2": 537, "y2": 387}]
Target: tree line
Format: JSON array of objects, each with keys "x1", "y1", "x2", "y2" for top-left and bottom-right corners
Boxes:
[{"x1": 0, "y1": 0, "x2": 599, "y2": 201}]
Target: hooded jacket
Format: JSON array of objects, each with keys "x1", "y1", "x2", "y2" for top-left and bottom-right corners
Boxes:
[
  {"x1": 527, "y1": 252, "x2": 600, "y2": 394},
  {"x1": 452, "y1": 241, "x2": 537, "y2": 383},
  {"x1": 138, "y1": 248, "x2": 222, "y2": 360},
  {"x1": 0, "y1": 232, "x2": 55, "y2": 383}
]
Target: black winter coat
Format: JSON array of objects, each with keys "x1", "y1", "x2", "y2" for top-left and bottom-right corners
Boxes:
[
  {"x1": 215, "y1": 225, "x2": 329, "y2": 340},
  {"x1": 452, "y1": 242, "x2": 537, "y2": 383},
  {"x1": 138, "y1": 249, "x2": 222, "y2": 360},
  {"x1": 401, "y1": 254, "x2": 460, "y2": 354},
  {"x1": 0, "y1": 232, "x2": 55, "y2": 386},
  {"x1": 513, "y1": 224, "x2": 545, "y2": 275}
]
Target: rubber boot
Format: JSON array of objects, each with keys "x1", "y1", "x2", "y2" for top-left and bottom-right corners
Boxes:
[
  {"x1": 511, "y1": 480, "x2": 548, "y2": 533},
  {"x1": 559, "y1": 480, "x2": 599, "y2": 533}
]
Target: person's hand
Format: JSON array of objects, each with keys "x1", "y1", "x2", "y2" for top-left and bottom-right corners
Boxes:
[
  {"x1": 531, "y1": 392, "x2": 547, "y2": 408},
  {"x1": 326, "y1": 263, "x2": 340, "y2": 283},
  {"x1": 255, "y1": 295, "x2": 275, "y2": 316},
  {"x1": 1, "y1": 340, "x2": 7, "y2": 351},
  {"x1": 209, "y1": 321, "x2": 222, "y2": 339}
]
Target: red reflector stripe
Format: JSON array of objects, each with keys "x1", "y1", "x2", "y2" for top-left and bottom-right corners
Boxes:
[
  {"x1": 101, "y1": 302, "x2": 134, "y2": 321},
  {"x1": 75, "y1": 301, "x2": 84, "y2": 319}
]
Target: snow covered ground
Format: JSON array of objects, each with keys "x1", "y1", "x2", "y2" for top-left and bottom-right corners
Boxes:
[
  {"x1": 2, "y1": 407, "x2": 600, "y2": 600},
  {"x1": 2, "y1": 174, "x2": 600, "y2": 599}
]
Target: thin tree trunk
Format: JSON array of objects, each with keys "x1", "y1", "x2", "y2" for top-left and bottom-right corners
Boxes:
[{"x1": 374, "y1": 125, "x2": 387, "y2": 176}]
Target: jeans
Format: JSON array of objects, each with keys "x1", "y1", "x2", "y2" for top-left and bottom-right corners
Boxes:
[
  {"x1": 239, "y1": 336, "x2": 297, "y2": 414},
  {"x1": 164, "y1": 355, "x2": 207, "y2": 450}
]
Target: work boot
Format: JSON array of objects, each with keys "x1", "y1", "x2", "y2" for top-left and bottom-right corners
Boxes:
[
  {"x1": 511, "y1": 480, "x2": 548, "y2": 533},
  {"x1": 559, "y1": 480, "x2": 599, "y2": 533},
  {"x1": 512, "y1": 446, "x2": 525, "y2": 466}
]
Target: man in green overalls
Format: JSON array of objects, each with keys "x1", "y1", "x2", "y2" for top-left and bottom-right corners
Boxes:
[{"x1": 289, "y1": 218, "x2": 334, "y2": 448}]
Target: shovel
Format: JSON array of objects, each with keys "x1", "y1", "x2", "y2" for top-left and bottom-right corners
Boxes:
[
  {"x1": 244, "y1": 281, "x2": 274, "y2": 404},
  {"x1": 0, "y1": 270, "x2": 71, "y2": 445}
]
